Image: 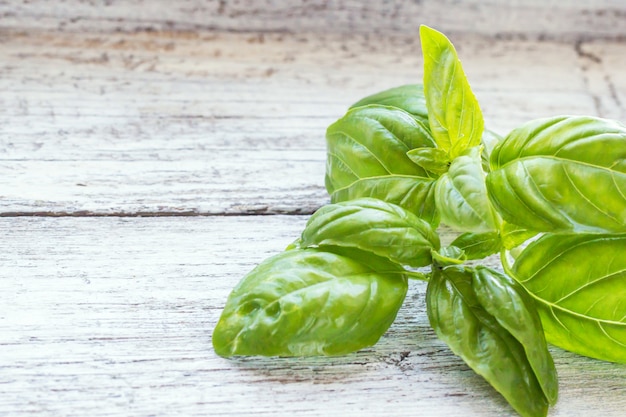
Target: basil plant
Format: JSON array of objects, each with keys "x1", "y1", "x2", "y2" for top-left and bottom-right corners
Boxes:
[{"x1": 214, "y1": 24, "x2": 626, "y2": 417}]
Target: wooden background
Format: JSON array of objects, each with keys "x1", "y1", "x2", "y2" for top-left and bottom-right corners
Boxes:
[{"x1": 1, "y1": 1, "x2": 625, "y2": 416}]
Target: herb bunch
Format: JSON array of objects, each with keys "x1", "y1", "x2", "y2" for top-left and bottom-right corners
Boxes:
[{"x1": 213, "y1": 25, "x2": 626, "y2": 417}]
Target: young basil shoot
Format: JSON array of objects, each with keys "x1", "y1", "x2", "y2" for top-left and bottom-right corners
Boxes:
[{"x1": 214, "y1": 24, "x2": 626, "y2": 417}]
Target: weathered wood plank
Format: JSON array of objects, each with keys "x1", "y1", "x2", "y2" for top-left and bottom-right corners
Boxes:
[
  {"x1": 1, "y1": 217, "x2": 625, "y2": 417},
  {"x1": 1, "y1": 30, "x2": 624, "y2": 215},
  {"x1": 1, "y1": 0, "x2": 625, "y2": 42}
]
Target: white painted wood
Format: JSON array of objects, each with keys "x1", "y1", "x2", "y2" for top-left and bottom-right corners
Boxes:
[
  {"x1": 1, "y1": 30, "x2": 624, "y2": 215},
  {"x1": 1, "y1": 4, "x2": 625, "y2": 416},
  {"x1": 1, "y1": 217, "x2": 625, "y2": 417},
  {"x1": 1, "y1": 0, "x2": 625, "y2": 42}
]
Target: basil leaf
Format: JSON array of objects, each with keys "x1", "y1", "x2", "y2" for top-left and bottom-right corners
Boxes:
[
  {"x1": 299, "y1": 198, "x2": 440, "y2": 267},
  {"x1": 431, "y1": 246, "x2": 466, "y2": 266},
  {"x1": 507, "y1": 233, "x2": 626, "y2": 363},
  {"x1": 329, "y1": 176, "x2": 439, "y2": 225},
  {"x1": 427, "y1": 265, "x2": 551, "y2": 417},
  {"x1": 450, "y1": 231, "x2": 501, "y2": 260},
  {"x1": 500, "y1": 221, "x2": 538, "y2": 250},
  {"x1": 487, "y1": 116, "x2": 626, "y2": 233},
  {"x1": 435, "y1": 146, "x2": 500, "y2": 233},
  {"x1": 406, "y1": 147, "x2": 450, "y2": 175},
  {"x1": 325, "y1": 104, "x2": 435, "y2": 192},
  {"x1": 420, "y1": 25, "x2": 484, "y2": 159},
  {"x1": 347, "y1": 81, "x2": 497, "y2": 177},
  {"x1": 213, "y1": 249, "x2": 408, "y2": 357},
  {"x1": 325, "y1": 105, "x2": 438, "y2": 223},
  {"x1": 472, "y1": 266, "x2": 558, "y2": 404},
  {"x1": 349, "y1": 83, "x2": 430, "y2": 125},
  {"x1": 481, "y1": 129, "x2": 503, "y2": 172}
]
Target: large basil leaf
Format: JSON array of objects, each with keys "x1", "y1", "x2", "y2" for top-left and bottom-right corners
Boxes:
[
  {"x1": 472, "y1": 266, "x2": 558, "y2": 404},
  {"x1": 507, "y1": 233, "x2": 626, "y2": 363},
  {"x1": 435, "y1": 146, "x2": 500, "y2": 233},
  {"x1": 329, "y1": 176, "x2": 438, "y2": 225},
  {"x1": 420, "y1": 25, "x2": 484, "y2": 159},
  {"x1": 350, "y1": 83, "x2": 430, "y2": 125},
  {"x1": 299, "y1": 198, "x2": 440, "y2": 267},
  {"x1": 325, "y1": 105, "x2": 438, "y2": 223},
  {"x1": 487, "y1": 116, "x2": 626, "y2": 233},
  {"x1": 427, "y1": 265, "x2": 553, "y2": 417},
  {"x1": 213, "y1": 249, "x2": 408, "y2": 357}
]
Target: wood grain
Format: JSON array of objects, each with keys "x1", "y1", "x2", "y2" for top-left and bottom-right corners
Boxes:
[
  {"x1": 2, "y1": 0, "x2": 625, "y2": 42},
  {"x1": 1, "y1": 217, "x2": 626, "y2": 417},
  {"x1": 1, "y1": 30, "x2": 624, "y2": 216},
  {"x1": 1, "y1": 3, "x2": 626, "y2": 416}
]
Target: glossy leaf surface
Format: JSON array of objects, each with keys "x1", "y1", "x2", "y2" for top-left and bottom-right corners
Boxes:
[
  {"x1": 450, "y1": 231, "x2": 501, "y2": 260},
  {"x1": 420, "y1": 25, "x2": 484, "y2": 159},
  {"x1": 406, "y1": 147, "x2": 450, "y2": 175},
  {"x1": 213, "y1": 249, "x2": 408, "y2": 357},
  {"x1": 472, "y1": 266, "x2": 558, "y2": 404},
  {"x1": 427, "y1": 265, "x2": 552, "y2": 417},
  {"x1": 299, "y1": 198, "x2": 439, "y2": 267},
  {"x1": 435, "y1": 147, "x2": 500, "y2": 233},
  {"x1": 481, "y1": 129, "x2": 503, "y2": 172},
  {"x1": 329, "y1": 175, "x2": 438, "y2": 225},
  {"x1": 325, "y1": 105, "x2": 438, "y2": 222},
  {"x1": 487, "y1": 116, "x2": 626, "y2": 233},
  {"x1": 350, "y1": 83, "x2": 430, "y2": 125},
  {"x1": 508, "y1": 233, "x2": 626, "y2": 363}
]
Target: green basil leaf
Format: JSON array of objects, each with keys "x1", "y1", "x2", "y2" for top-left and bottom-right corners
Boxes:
[
  {"x1": 329, "y1": 173, "x2": 439, "y2": 226},
  {"x1": 299, "y1": 198, "x2": 440, "y2": 267},
  {"x1": 500, "y1": 221, "x2": 538, "y2": 250},
  {"x1": 349, "y1": 83, "x2": 430, "y2": 125},
  {"x1": 487, "y1": 116, "x2": 626, "y2": 233},
  {"x1": 490, "y1": 116, "x2": 626, "y2": 171},
  {"x1": 325, "y1": 104, "x2": 438, "y2": 223},
  {"x1": 507, "y1": 233, "x2": 626, "y2": 363},
  {"x1": 431, "y1": 246, "x2": 466, "y2": 266},
  {"x1": 213, "y1": 249, "x2": 408, "y2": 357},
  {"x1": 481, "y1": 129, "x2": 503, "y2": 172},
  {"x1": 427, "y1": 265, "x2": 551, "y2": 417},
  {"x1": 450, "y1": 231, "x2": 501, "y2": 260},
  {"x1": 420, "y1": 25, "x2": 484, "y2": 159},
  {"x1": 472, "y1": 266, "x2": 558, "y2": 404},
  {"x1": 435, "y1": 146, "x2": 500, "y2": 233},
  {"x1": 406, "y1": 147, "x2": 450, "y2": 175},
  {"x1": 325, "y1": 104, "x2": 436, "y2": 193}
]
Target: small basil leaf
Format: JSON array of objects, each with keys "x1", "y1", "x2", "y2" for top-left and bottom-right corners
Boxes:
[
  {"x1": 431, "y1": 246, "x2": 466, "y2": 266},
  {"x1": 481, "y1": 129, "x2": 503, "y2": 172},
  {"x1": 420, "y1": 25, "x2": 484, "y2": 159},
  {"x1": 472, "y1": 266, "x2": 558, "y2": 404},
  {"x1": 427, "y1": 265, "x2": 550, "y2": 417},
  {"x1": 349, "y1": 83, "x2": 430, "y2": 125},
  {"x1": 329, "y1": 175, "x2": 439, "y2": 226},
  {"x1": 299, "y1": 198, "x2": 440, "y2": 267},
  {"x1": 213, "y1": 249, "x2": 408, "y2": 357},
  {"x1": 450, "y1": 231, "x2": 501, "y2": 260},
  {"x1": 435, "y1": 146, "x2": 500, "y2": 233},
  {"x1": 406, "y1": 147, "x2": 450, "y2": 175},
  {"x1": 500, "y1": 221, "x2": 538, "y2": 250},
  {"x1": 487, "y1": 116, "x2": 626, "y2": 233},
  {"x1": 507, "y1": 233, "x2": 626, "y2": 363}
]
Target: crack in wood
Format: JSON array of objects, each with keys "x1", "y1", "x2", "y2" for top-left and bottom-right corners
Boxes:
[{"x1": 0, "y1": 209, "x2": 320, "y2": 217}]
